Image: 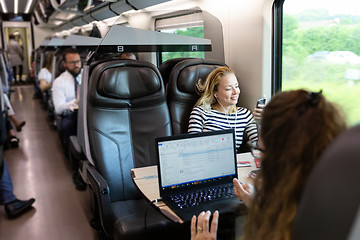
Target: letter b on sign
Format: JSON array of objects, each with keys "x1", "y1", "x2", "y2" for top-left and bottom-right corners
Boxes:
[{"x1": 117, "y1": 46, "x2": 124, "y2": 52}]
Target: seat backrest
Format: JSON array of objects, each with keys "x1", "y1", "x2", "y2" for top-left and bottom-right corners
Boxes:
[
  {"x1": 292, "y1": 125, "x2": 360, "y2": 240},
  {"x1": 166, "y1": 59, "x2": 227, "y2": 135},
  {"x1": 54, "y1": 55, "x2": 65, "y2": 79},
  {"x1": 158, "y1": 58, "x2": 192, "y2": 87},
  {"x1": 87, "y1": 59, "x2": 172, "y2": 202}
]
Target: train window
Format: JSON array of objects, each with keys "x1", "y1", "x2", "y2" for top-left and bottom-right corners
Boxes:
[
  {"x1": 155, "y1": 12, "x2": 205, "y2": 62},
  {"x1": 279, "y1": 0, "x2": 360, "y2": 126}
]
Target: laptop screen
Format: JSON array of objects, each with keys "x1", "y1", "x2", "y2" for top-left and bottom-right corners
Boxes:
[{"x1": 156, "y1": 129, "x2": 237, "y2": 191}]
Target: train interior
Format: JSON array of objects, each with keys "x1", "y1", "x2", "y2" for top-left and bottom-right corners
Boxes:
[{"x1": 0, "y1": 0, "x2": 359, "y2": 239}]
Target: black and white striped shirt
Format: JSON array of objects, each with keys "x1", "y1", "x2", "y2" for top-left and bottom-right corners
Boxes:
[{"x1": 188, "y1": 106, "x2": 258, "y2": 149}]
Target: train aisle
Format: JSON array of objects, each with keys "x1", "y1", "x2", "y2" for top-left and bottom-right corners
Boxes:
[{"x1": 0, "y1": 85, "x2": 96, "y2": 239}]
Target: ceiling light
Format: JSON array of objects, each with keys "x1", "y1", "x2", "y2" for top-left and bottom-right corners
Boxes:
[
  {"x1": 25, "y1": 0, "x2": 34, "y2": 14},
  {"x1": 14, "y1": 0, "x2": 18, "y2": 14},
  {"x1": 0, "y1": 0, "x2": 8, "y2": 13}
]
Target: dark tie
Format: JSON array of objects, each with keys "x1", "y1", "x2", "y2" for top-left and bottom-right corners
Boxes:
[{"x1": 74, "y1": 77, "x2": 78, "y2": 97}]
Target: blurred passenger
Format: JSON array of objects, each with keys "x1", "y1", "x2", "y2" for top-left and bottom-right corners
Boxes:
[
  {"x1": 39, "y1": 53, "x2": 54, "y2": 92},
  {"x1": 30, "y1": 61, "x2": 42, "y2": 99},
  {"x1": 0, "y1": 85, "x2": 35, "y2": 219},
  {"x1": 191, "y1": 89, "x2": 347, "y2": 240},
  {"x1": 51, "y1": 48, "x2": 85, "y2": 190},
  {"x1": 0, "y1": 159, "x2": 35, "y2": 218},
  {"x1": 5, "y1": 34, "x2": 24, "y2": 83},
  {"x1": 51, "y1": 48, "x2": 82, "y2": 155},
  {"x1": 119, "y1": 52, "x2": 137, "y2": 60},
  {"x1": 188, "y1": 66, "x2": 258, "y2": 152},
  {"x1": 3, "y1": 94, "x2": 25, "y2": 132}
]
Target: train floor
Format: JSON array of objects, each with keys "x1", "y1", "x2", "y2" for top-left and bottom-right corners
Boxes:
[{"x1": 0, "y1": 85, "x2": 97, "y2": 239}]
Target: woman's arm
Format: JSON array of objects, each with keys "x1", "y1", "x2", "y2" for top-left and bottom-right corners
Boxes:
[
  {"x1": 244, "y1": 109, "x2": 258, "y2": 141},
  {"x1": 39, "y1": 79, "x2": 51, "y2": 91},
  {"x1": 188, "y1": 107, "x2": 205, "y2": 133}
]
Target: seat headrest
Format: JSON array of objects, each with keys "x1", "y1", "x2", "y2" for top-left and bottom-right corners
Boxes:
[
  {"x1": 293, "y1": 124, "x2": 360, "y2": 240},
  {"x1": 55, "y1": 56, "x2": 65, "y2": 78},
  {"x1": 88, "y1": 60, "x2": 164, "y2": 107},
  {"x1": 97, "y1": 65, "x2": 160, "y2": 99},
  {"x1": 159, "y1": 58, "x2": 193, "y2": 85},
  {"x1": 168, "y1": 59, "x2": 227, "y2": 96}
]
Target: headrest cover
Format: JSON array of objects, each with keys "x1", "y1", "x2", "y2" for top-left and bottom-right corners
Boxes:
[{"x1": 97, "y1": 65, "x2": 161, "y2": 99}]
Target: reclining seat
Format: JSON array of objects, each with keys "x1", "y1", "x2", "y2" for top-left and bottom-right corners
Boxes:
[
  {"x1": 166, "y1": 58, "x2": 227, "y2": 135},
  {"x1": 85, "y1": 59, "x2": 181, "y2": 239}
]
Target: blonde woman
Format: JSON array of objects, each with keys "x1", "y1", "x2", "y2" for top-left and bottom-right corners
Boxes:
[{"x1": 188, "y1": 66, "x2": 258, "y2": 151}]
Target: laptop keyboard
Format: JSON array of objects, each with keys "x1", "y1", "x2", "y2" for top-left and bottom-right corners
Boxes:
[{"x1": 169, "y1": 183, "x2": 235, "y2": 209}]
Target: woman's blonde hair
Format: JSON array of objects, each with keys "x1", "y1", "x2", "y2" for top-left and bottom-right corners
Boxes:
[
  {"x1": 194, "y1": 66, "x2": 236, "y2": 112},
  {"x1": 241, "y1": 89, "x2": 347, "y2": 240},
  {"x1": 45, "y1": 53, "x2": 54, "y2": 72}
]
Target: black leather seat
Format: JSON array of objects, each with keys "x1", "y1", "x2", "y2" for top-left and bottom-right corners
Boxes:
[
  {"x1": 166, "y1": 58, "x2": 227, "y2": 135},
  {"x1": 292, "y1": 125, "x2": 360, "y2": 240},
  {"x1": 158, "y1": 57, "x2": 193, "y2": 88},
  {"x1": 84, "y1": 59, "x2": 183, "y2": 239}
]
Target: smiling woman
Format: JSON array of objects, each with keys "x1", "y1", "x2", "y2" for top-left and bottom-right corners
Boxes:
[{"x1": 188, "y1": 66, "x2": 258, "y2": 151}]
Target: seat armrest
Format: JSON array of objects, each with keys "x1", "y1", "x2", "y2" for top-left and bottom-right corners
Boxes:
[
  {"x1": 69, "y1": 135, "x2": 86, "y2": 171},
  {"x1": 87, "y1": 164, "x2": 113, "y2": 238}
]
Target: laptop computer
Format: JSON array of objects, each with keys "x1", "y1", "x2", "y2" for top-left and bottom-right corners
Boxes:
[{"x1": 155, "y1": 129, "x2": 241, "y2": 222}]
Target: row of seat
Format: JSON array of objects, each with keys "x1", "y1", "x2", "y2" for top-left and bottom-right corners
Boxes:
[{"x1": 70, "y1": 57, "x2": 227, "y2": 239}]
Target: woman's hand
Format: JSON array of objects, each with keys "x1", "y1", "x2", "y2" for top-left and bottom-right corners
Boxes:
[
  {"x1": 233, "y1": 178, "x2": 253, "y2": 207},
  {"x1": 191, "y1": 210, "x2": 219, "y2": 240},
  {"x1": 252, "y1": 104, "x2": 265, "y2": 121}
]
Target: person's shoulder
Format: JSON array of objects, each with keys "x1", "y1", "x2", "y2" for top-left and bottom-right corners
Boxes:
[
  {"x1": 236, "y1": 107, "x2": 253, "y2": 115},
  {"x1": 57, "y1": 70, "x2": 70, "y2": 79},
  {"x1": 39, "y1": 68, "x2": 47, "y2": 74},
  {"x1": 192, "y1": 105, "x2": 208, "y2": 113},
  {"x1": 53, "y1": 71, "x2": 68, "y2": 85}
]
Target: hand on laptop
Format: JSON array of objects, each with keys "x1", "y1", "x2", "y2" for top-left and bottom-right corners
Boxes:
[
  {"x1": 233, "y1": 178, "x2": 253, "y2": 207},
  {"x1": 191, "y1": 210, "x2": 219, "y2": 240}
]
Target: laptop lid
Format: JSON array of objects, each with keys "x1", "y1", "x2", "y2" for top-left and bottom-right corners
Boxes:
[{"x1": 156, "y1": 129, "x2": 238, "y2": 197}]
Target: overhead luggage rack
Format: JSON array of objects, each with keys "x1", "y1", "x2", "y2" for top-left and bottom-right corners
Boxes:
[
  {"x1": 95, "y1": 25, "x2": 211, "y2": 53},
  {"x1": 60, "y1": 35, "x2": 102, "y2": 50}
]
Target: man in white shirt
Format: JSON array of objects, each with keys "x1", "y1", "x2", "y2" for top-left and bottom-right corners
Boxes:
[{"x1": 51, "y1": 48, "x2": 82, "y2": 157}]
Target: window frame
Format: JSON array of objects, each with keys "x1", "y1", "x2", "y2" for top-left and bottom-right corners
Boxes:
[
  {"x1": 154, "y1": 10, "x2": 205, "y2": 65},
  {"x1": 272, "y1": 0, "x2": 285, "y2": 95}
]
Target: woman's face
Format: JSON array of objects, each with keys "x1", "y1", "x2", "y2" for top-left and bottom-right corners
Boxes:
[{"x1": 214, "y1": 73, "x2": 240, "y2": 108}]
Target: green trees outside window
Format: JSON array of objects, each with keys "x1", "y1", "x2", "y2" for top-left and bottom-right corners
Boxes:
[{"x1": 282, "y1": 6, "x2": 360, "y2": 126}]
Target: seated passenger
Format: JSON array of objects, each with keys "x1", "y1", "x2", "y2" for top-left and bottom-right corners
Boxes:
[
  {"x1": 38, "y1": 53, "x2": 54, "y2": 92},
  {"x1": 191, "y1": 89, "x2": 347, "y2": 240},
  {"x1": 3, "y1": 94, "x2": 25, "y2": 132},
  {"x1": 2, "y1": 93, "x2": 23, "y2": 148},
  {"x1": 119, "y1": 52, "x2": 137, "y2": 60},
  {"x1": 51, "y1": 48, "x2": 82, "y2": 155},
  {"x1": 188, "y1": 66, "x2": 258, "y2": 151}
]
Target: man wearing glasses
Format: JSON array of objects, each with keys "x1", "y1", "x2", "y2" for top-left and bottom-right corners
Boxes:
[{"x1": 51, "y1": 48, "x2": 82, "y2": 159}]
